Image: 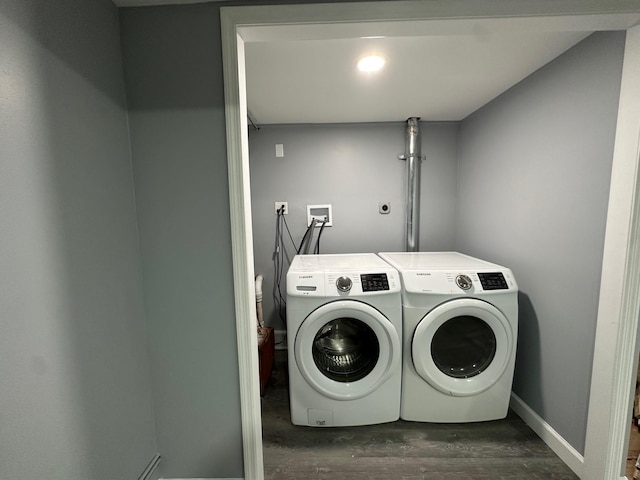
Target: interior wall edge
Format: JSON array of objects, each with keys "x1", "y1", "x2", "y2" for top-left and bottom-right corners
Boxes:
[{"x1": 119, "y1": 3, "x2": 245, "y2": 477}]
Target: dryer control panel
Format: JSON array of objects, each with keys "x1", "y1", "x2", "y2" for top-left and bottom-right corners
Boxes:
[
  {"x1": 477, "y1": 272, "x2": 509, "y2": 290},
  {"x1": 402, "y1": 269, "x2": 517, "y2": 294}
]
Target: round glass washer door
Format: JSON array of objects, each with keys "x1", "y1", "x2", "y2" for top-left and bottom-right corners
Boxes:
[
  {"x1": 295, "y1": 300, "x2": 400, "y2": 401},
  {"x1": 412, "y1": 298, "x2": 513, "y2": 397}
]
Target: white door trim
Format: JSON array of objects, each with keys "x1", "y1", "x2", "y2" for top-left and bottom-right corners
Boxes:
[
  {"x1": 220, "y1": 3, "x2": 640, "y2": 479},
  {"x1": 583, "y1": 24, "x2": 640, "y2": 480},
  {"x1": 220, "y1": 14, "x2": 264, "y2": 480}
]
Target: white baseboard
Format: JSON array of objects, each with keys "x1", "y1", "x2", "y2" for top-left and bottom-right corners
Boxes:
[
  {"x1": 139, "y1": 454, "x2": 161, "y2": 480},
  {"x1": 510, "y1": 393, "x2": 584, "y2": 478}
]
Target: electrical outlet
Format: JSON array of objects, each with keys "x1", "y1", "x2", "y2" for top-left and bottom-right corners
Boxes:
[
  {"x1": 275, "y1": 201, "x2": 288, "y2": 214},
  {"x1": 379, "y1": 202, "x2": 391, "y2": 214}
]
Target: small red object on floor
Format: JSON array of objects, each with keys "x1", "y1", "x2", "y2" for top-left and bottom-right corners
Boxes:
[{"x1": 258, "y1": 327, "x2": 274, "y2": 396}]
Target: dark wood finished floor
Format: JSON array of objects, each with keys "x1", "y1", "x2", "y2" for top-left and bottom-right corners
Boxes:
[{"x1": 262, "y1": 351, "x2": 579, "y2": 480}]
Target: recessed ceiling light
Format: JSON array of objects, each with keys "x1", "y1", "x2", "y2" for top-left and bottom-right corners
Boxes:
[{"x1": 357, "y1": 55, "x2": 386, "y2": 73}]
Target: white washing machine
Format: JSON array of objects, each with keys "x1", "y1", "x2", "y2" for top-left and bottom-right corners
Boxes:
[
  {"x1": 286, "y1": 253, "x2": 402, "y2": 427},
  {"x1": 378, "y1": 252, "x2": 518, "y2": 423}
]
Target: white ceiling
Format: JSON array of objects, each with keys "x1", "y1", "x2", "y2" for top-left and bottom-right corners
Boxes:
[
  {"x1": 111, "y1": 1, "x2": 640, "y2": 125},
  {"x1": 245, "y1": 31, "x2": 590, "y2": 125}
]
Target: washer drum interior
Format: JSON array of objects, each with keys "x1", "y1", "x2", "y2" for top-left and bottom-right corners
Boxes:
[{"x1": 312, "y1": 318, "x2": 380, "y2": 383}]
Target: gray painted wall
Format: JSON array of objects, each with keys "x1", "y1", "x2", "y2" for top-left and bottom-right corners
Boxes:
[
  {"x1": 249, "y1": 122, "x2": 459, "y2": 330},
  {"x1": 456, "y1": 31, "x2": 625, "y2": 453},
  {"x1": 120, "y1": 4, "x2": 244, "y2": 478},
  {"x1": 0, "y1": 0, "x2": 158, "y2": 478}
]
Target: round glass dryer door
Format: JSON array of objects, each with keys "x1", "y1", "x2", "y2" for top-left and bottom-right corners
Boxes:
[
  {"x1": 295, "y1": 300, "x2": 400, "y2": 401},
  {"x1": 412, "y1": 298, "x2": 513, "y2": 397}
]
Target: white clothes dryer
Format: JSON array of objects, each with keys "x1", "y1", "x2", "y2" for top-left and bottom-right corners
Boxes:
[
  {"x1": 286, "y1": 253, "x2": 402, "y2": 427},
  {"x1": 378, "y1": 252, "x2": 518, "y2": 423}
]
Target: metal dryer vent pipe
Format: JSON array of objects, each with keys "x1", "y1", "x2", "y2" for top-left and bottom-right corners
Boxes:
[{"x1": 404, "y1": 117, "x2": 422, "y2": 252}]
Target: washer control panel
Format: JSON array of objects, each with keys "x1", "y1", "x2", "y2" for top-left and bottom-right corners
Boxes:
[
  {"x1": 287, "y1": 270, "x2": 400, "y2": 296},
  {"x1": 477, "y1": 272, "x2": 508, "y2": 290},
  {"x1": 360, "y1": 273, "x2": 390, "y2": 292}
]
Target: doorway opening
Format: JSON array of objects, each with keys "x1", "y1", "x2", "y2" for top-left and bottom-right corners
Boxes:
[{"x1": 220, "y1": 4, "x2": 640, "y2": 480}]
